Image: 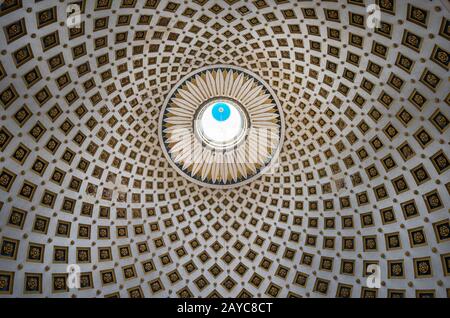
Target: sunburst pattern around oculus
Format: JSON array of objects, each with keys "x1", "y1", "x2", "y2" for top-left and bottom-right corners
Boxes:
[{"x1": 159, "y1": 65, "x2": 285, "y2": 188}]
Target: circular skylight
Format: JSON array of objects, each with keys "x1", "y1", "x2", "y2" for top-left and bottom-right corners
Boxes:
[
  {"x1": 159, "y1": 65, "x2": 284, "y2": 188},
  {"x1": 211, "y1": 102, "x2": 231, "y2": 121},
  {"x1": 195, "y1": 99, "x2": 247, "y2": 149}
]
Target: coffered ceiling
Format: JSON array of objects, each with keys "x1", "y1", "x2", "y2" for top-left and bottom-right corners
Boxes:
[{"x1": 0, "y1": 0, "x2": 449, "y2": 298}]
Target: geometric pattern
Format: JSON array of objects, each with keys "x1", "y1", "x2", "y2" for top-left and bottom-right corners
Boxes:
[{"x1": 0, "y1": 0, "x2": 449, "y2": 298}]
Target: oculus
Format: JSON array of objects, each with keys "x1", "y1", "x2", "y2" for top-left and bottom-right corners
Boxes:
[
  {"x1": 195, "y1": 99, "x2": 248, "y2": 150},
  {"x1": 159, "y1": 65, "x2": 284, "y2": 188}
]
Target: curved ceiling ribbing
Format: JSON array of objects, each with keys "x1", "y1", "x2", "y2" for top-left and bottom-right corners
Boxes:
[{"x1": 0, "y1": 0, "x2": 449, "y2": 298}]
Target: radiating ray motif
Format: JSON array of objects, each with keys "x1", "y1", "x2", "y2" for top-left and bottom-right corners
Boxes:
[{"x1": 160, "y1": 66, "x2": 284, "y2": 187}]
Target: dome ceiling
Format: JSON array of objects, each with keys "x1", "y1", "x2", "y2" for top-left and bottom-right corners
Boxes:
[{"x1": 0, "y1": 0, "x2": 449, "y2": 298}]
